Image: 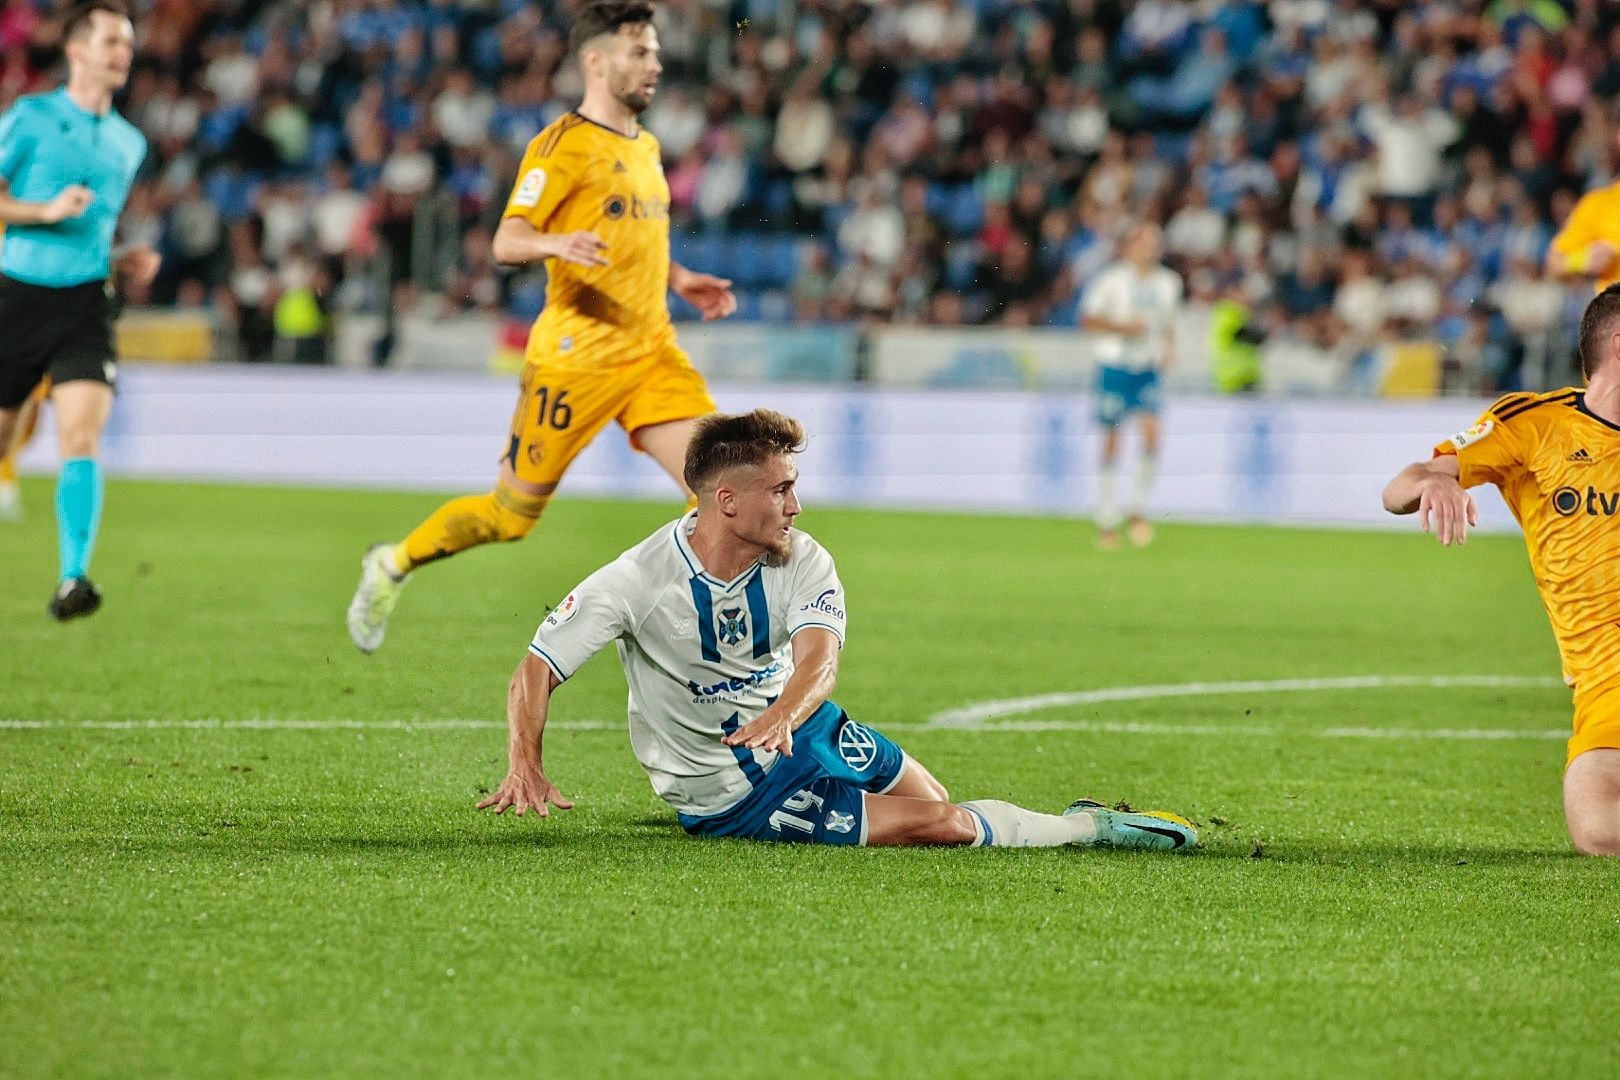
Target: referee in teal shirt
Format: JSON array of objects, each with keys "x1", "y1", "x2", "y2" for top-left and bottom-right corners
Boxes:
[{"x1": 0, "y1": 1, "x2": 158, "y2": 620}]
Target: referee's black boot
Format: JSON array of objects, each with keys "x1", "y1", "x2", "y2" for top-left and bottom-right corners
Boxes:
[{"x1": 48, "y1": 577, "x2": 102, "y2": 621}]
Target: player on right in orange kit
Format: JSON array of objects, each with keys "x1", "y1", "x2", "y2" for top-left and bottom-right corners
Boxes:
[
  {"x1": 1383, "y1": 283, "x2": 1620, "y2": 855},
  {"x1": 347, "y1": 1, "x2": 735, "y2": 653},
  {"x1": 1546, "y1": 135, "x2": 1620, "y2": 292}
]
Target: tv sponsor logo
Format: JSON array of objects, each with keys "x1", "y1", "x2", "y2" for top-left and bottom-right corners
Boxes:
[{"x1": 1552, "y1": 486, "x2": 1620, "y2": 517}]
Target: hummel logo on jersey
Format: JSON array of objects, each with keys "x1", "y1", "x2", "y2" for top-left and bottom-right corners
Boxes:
[
  {"x1": 1568, "y1": 448, "x2": 1594, "y2": 464},
  {"x1": 613, "y1": 160, "x2": 628, "y2": 173}
]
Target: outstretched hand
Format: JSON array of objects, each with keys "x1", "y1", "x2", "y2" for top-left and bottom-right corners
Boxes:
[
  {"x1": 476, "y1": 768, "x2": 575, "y2": 817},
  {"x1": 1418, "y1": 473, "x2": 1478, "y2": 546},
  {"x1": 722, "y1": 713, "x2": 794, "y2": 756},
  {"x1": 549, "y1": 231, "x2": 609, "y2": 268},
  {"x1": 673, "y1": 270, "x2": 737, "y2": 321}
]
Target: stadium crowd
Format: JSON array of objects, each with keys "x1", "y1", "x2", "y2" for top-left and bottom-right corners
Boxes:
[{"x1": 0, "y1": 0, "x2": 1611, "y2": 388}]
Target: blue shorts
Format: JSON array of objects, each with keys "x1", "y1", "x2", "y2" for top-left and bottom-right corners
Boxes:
[
  {"x1": 677, "y1": 702, "x2": 907, "y2": 846},
  {"x1": 1097, "y1": 365, "x2": 1160, "y2": 426}
]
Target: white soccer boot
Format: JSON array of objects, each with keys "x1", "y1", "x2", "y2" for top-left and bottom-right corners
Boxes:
[{"x1": 347, "y1": 543, "x2": 408, "y2": 653}]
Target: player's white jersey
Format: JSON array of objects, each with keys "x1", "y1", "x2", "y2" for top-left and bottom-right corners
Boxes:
[
  {"x1": 528, "y1": 512, "x2": 848, "y2": 818},
  {"x1": 1082, "y1": 261, "x2": 1184, "y2": 372}
]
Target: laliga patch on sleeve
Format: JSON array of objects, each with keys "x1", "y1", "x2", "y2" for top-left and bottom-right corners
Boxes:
[
  {"x1": 1449, "y1": 419, "x2": 1495, "y2": 449},
  {"x1": 544, "y1": 592, "x2": 579, "y2": 627},
  {"x1": 513, "y1": 167, "x2": 547, "y2": 208}
]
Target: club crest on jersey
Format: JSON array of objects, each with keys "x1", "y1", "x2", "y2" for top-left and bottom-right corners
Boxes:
[
  {"x1": 1450, "y1": 419, "x2": 1495, "y2": 449},
  {"x1": 717, "y1": 607, "x2": 748, "y2": 646},
  {"x1": 824, "y1": 810, "x2": 854, "y2": 834},
  {"x1": 513, "y1": 167, "x2": 546, "y2": 208}
]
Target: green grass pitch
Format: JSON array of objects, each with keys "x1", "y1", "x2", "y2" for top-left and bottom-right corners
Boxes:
[{"x1": 2, "y1": 478, "x2": 1617, "y2": 1078}]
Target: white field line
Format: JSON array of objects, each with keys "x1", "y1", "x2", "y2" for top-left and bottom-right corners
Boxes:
[
  {"x1": 0, "y1": 674, "x2": 1569, "y2": 741},
  {"x1": 925, "y1": 674, "x2": 1565, "y2": 729}
]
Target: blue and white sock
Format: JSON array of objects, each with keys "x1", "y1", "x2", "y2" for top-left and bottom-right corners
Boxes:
[
  {"x1": 56, "y1": 457, "x2": 103, "y2": 582},
  {"x1": 959, "y1": 800, "x2": 1099, "y2": 848}
]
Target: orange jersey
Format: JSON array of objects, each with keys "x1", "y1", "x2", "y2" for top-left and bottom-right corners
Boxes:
[
  {"x1": 1435, "y1": 388, "x2": 1620, "y2": 690},
  {"x1": 503, "y1": 111, "x2": 676, "y2": 368},
  {"x1": 1549, "y1": 180, "x2": 1620, "y2": 292}
]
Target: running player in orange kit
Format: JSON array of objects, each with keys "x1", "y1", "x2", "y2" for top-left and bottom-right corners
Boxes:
[
  {"x1": 348, "y1": 1, "x2": 736, "y2": 653},
  {"x1": 1383, "y1": 283, "x2": 1620, "y2": 855},
  {"x1": 1545, "y1": 131, "x2": 1620, "y2": 292}
]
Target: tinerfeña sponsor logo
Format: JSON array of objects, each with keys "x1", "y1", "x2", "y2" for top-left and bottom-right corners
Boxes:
[
  {"x1": 687, "y1": 662, "x2": 784, "y2": 699},
  {"x1": 800, "y1": 589, "x2": 844, "y2": 621},
  {"x1": 1552, "y1": 485, "x2": 1620, "y2": 517}
]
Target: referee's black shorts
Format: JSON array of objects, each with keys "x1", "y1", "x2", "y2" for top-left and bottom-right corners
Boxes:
[{"x1": 0, "y1": 275, "x2": 117, "y2": 409}]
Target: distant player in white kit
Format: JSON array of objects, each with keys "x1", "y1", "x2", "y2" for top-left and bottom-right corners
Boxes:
[
  {"x1": 478, "y1": 408, "x2": 1199, "y2": 850},
  {"x1": 1081, "y1": 223, "x2": 1183, "y2": 549}
]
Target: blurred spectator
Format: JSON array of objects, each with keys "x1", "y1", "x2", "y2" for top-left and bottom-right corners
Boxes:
[
  {"x1": 772, "y1": 74, "x2": 834, "y2": 174},
  {"x1": 381, "y1": 131, "x2": 435, "y2": 198},
  {"x1": 1165, "y1": 184, "x2": 1226, "y2": 265},
  {"x1": 980, "y1": 238, "x2": 1045, "y2": 325},
  {"x1": 433, "y1": 69, "x2": 496, "y2": 150},
  {"x1": 838, "y1": 183, "x2": 904, "y2": 270},
  {"x1": 1128, "y1": 27, "x2": 1237, "y2": 124},
  {"x1": 696, "y1": 126, "x2": 749, "y2": 227},
  {"x1": 1210, "y1": 283, "x2": 1265, "y2": 393},
  {"x1": 443, "y1": 226, "x2": 502, "y2": 314},
  {"x1": 792, "y1": 241, "x2": 834, "y2": 322},
  {"x1": 272, "y1": 246, "x2": 332, "y2": 364},
  {"x1": 160, "y1": 180, "x2": 223, "y2": 302},
  {"x1": 1359, "y1": 92, "x2": 1460, "y2": 219}
]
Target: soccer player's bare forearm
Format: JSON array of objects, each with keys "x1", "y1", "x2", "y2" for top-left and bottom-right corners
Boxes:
[
  {"x1": 506, "y1": 653, "x2": 557, "y2": 771},
  {"x1": 1383, "y1": 463, "x2": 1431, "y2": 514},
  {"x1": 491, "y1": 219, "x2": 557, "y2": 267},
  {"x1": 1384, "y1": 459, "x2": 1460, "y2": 515},
  {"x1": 769, "y1": 652, "x2": 839, "y2": 733}
]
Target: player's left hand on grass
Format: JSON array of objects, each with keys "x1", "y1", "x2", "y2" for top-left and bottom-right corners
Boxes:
[
  {"x1": 115, "y1": 245, "x2": 162, "y2": 287},
  {"x1": 722, "y1": 713, "x2": 794, "y2": 756},
  {"x1": 673, "y1": 271, "x2": 736, "y2": 321},
  {"x1": 1418, "y1": 474, "x2": 1477, "y2": 546},
  {"x1": 476, "y1": 769, "x2": 574, "y2": 818}
]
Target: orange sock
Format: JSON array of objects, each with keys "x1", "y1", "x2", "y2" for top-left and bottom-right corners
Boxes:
[{"x1": 396, "y1": 486, "x2": 549, "y2": 573}]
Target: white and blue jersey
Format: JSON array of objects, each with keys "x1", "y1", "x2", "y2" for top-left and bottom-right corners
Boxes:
[
  {"x1": 0, "y1": 88, "x2": 146, "y2": 287},
  {"x1": 530, "y1": 512, "x2": 905, "y2": 838},
  {"x1": 1083, "y1": 260, "x2": 1182, "y2": 425}
]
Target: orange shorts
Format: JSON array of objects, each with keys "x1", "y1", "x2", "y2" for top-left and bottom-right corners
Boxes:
[
  {"x1": 1568, "y1": 677, "x2": 1620, "y2": 766},
  {"x1": 502, "y1": 342, "x2": 715, "y2": 489}
]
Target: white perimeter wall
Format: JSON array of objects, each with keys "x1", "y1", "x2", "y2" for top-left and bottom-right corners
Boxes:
[{"x1": 15, "y1": 363, "x2": 1517, "y2": 531}]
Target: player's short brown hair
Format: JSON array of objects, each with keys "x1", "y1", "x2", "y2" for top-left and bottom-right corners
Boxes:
[
  {"x1": 569, "y1": 1, "x2": 655, "y2": 55},
  {"x1": 684, "y1": 409, "x2": 807, "y2": 494},
  {"x1": 63, "y1": 1, "x2": 130, "y2": 44},
  {"x1": 1578, "y1": 282, "x2": 1620, "y2": 380}
]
